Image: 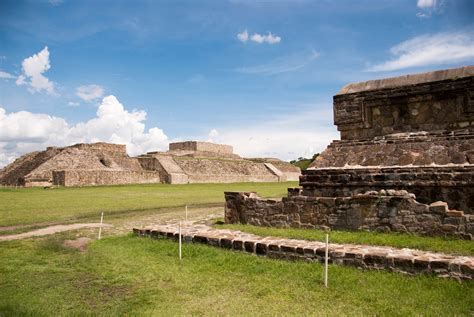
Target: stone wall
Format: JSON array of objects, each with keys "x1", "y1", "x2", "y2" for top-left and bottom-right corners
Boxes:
[
  {"x1": 53, "y1": 170, "x2": 162, "y2": 186},
  {"x1": 334, "y1": 66, "x2": 474, "y2": 141},
  {"x1": 65, "y1": 142, "x2": 127, "y2": 154},
  {"x1": 311, "y1": 130, "x2": 474, "y2": 168},
  {"x1": 175, "y1": 157, "x2": 280, "y2": 183},
  {"x1": 134, "y1": 224, "x2": 474, "y2": 280},
  {"x1": 169, "y1": 141, "x2": 233, "y2": 154},
  {"x1": 299, "y1": 166, "x2": 474, "y2": 214},
  {"x1": 0, "y1": 147, "x2": 62, "y2": 186},
  {"x1": 224, "y1": 191, "x2": 473, "y2": 239}
]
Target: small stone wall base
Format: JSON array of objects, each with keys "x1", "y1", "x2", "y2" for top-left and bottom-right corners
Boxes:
[
  {"x1": 224, "y1": 191, "x2": 473, "y2": 240},
  {"x1": 133, "y1": 224, "x2": 474, "y2": 280}
]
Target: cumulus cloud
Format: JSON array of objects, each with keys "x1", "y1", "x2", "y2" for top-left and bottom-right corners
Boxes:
[
  {"x1": 236, "y1": 49, "x2": 319, "y2": 75},
  {"x1": 237, "y1": 29, "x2": 281, "y2": 44},
  {"x1": 0, "y1": 71, "x2": 15, "y2": 79},
  {"x1": 75, "y1": 84, "x2": 104, "y2": 101},
  {"x1": 16, "y1": 46, "x2": 57, "y2": 95},
  {"x1": 367, "y1": 31, "x2": 474, "y2": 72},
  {"x1": 0, "y1": 95, "x2": 169, "y2": 167}
]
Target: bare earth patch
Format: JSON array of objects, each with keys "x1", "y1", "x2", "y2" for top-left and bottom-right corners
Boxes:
[
  {"x1": 63, "y1": 237, "x2": 93, "y2": 251},
  {"x1": 0, "y1": 223, "x2": 112, "y2": 241}
]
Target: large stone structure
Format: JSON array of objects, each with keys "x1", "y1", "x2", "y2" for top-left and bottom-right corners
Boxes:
[
  {"x1": 0, "y1": 141, "x2": 300, "y2": 187},
  {"x1": 225, "y1": 66, "x2": 474, "y2": 239}
]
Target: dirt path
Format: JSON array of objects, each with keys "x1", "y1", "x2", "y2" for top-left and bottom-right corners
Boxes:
[
  {"x1": 0, "y1": 205, "x2": 224, "y2": 242},
  {"x1": 0, "y1": 223, "x2": 112, "y2": 241}
]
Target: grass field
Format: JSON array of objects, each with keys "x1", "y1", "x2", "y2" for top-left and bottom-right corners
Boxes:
[
  {"x1": 1, "y1": 182, "x2": 473, "y2": 315},
  {"x1": 0, "y1": 182, "x2": 296, "y2": 227},
  {"x1": 1, "y1": 234, "x2": 473, "y2": 316},
  {"x1": 218, "y1": 224, "x2": 474, "y2": 256}
]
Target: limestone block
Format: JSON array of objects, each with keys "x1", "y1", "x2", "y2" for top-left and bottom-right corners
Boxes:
[{"x1": 429, "y1": 201, "x2": 449, "y2": 214}]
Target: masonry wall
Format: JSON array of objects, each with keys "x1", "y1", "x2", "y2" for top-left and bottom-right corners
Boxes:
[
  {"x1": 169, "y1": 141, "x2": 233, "y2": 154},
  {"x1": 312, "y1": 130, "x2": 474, "y2": 168},
  {"x1": 224, "y1": 191, "x2": 473, "y2": 239},
  {"x1": 188, "y1": 174, "x2": 278, "y2": 184},
  {"x1": 334, "y1": 75, "x2": 474, "y2": 140},
  {"x1": 53, "y1": 170, "x2": 162, "y2": 186},
  {"x1": 175, "y1": 157, "x2": 280, "y2": 183},
  {"x1": 300, "y1": 166, "x2": 474, "y2": 214}
]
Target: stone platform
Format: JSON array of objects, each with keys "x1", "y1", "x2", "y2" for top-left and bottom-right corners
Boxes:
[
  {"x1": 224, "y1": 66, "x2": 474, "y2": 237},
  {"x1": 133, "y1": 223, "x2": 474, "y2": 280},
  {"x1": 299, "y1": 165, "x2": 474, "y2": 213}
]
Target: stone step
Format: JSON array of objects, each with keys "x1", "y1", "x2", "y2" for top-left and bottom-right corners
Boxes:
[
  {"x1": 330, "y1": 129, "x2": 474, "y2": 147},
  {"x1": 133, "y1": 224, "x2": 474, "y2": 281}
]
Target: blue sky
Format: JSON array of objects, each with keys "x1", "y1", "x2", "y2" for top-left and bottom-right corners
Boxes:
[{"x1": 0, "y1": 0, "x2": 473, "y2": 166}]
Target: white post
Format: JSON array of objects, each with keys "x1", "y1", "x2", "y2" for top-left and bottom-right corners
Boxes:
[
  {"x1": 98, "y1": 212, "x2": 104, "y2": 240},
  {"x1": 179, "y1": 221, "x2": 182, "y2": 261},
  {"x1": 324, "y1": 233, "x2": 329, "y2": 288},
  {"x1": 185, "y1": 205, "x2": 188, "y2": 221}
]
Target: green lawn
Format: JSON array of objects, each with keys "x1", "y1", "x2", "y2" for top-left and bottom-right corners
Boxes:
[
  {"x1": 217, "y1": 224, "x2": 474, "y2": 256},
  {"x1": 0, "y1": 182, "x2": 296, "y2": 227},
  {"x1": 1, "y1": 234, "x2": 472, "y2": 316}
]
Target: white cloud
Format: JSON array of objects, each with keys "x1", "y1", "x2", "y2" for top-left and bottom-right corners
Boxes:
[
  {"x1": 416, "y1": 0, "x2": 445, "y2": 19},
  {"x1": 0, "y1": 95, "x2": 169, "y2": 167},
  {"x1": 236, "y1": 49, "x2": 319, "y2": 75},
  {"x1": 75, "y1": 85, "x2": 104, "y2": 101},
  {"x1": 417, "y1": 0, "x2": 436, "y2": 8},
  {"x1": 237, "y1": 29, "x2": 249, "y2": 42},
  {"x1": 68, "y1": 101, "x2": 80, "y2": 107},
  {"x1": 15, "y1": 75, "x2": 25, "y2": 85},
  {"x1": 0, "y1": 71, "x2": 15, "y2": 79},
  {"x1": 237, "y1": 30, "x2": 281, "y2": 44},
  {"x1": 250, "y1": 32, "x2": 281, "y2": 44},
  {"x1": 16, "y1": 46, "x2": 57, "y2": 95},
  {"x1": 0, "y1": 107, "x2": 68, "y2": 143},
  {"x1": 367, "y1": 31, "x2": 474, "y2": 72},
  {"x1": 201, "y1": 106, "x2": 338, "y2": 161},
  {"x1": 206, "y1": 129, "x2": 219, "y2": 143}
]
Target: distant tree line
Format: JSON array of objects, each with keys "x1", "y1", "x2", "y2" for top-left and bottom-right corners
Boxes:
[{"x1": 290, "y1": 153, "x2": 319, "y2": 170}]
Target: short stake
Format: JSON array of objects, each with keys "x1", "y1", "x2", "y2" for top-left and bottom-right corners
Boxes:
[
  {"x1": 98, "y1": 212, "x2": 104, "y2": 240},
  {"x1": 185, "y1": 205, "x2": 188, "y2": 221},
  {"x1": 179, "y1": 221, "x2": 182, "y2": 261},
  {"x1": 324, "y1": 233, "x2": 329, "y2": 287}
]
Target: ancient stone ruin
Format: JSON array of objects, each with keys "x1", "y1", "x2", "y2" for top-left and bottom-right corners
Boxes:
[
  {"x1": 0, "y1": 141, "x2": 300, "y2": 187},
  {"x1": 225, "y1": 65, "x2": 474, "y2": 239}
]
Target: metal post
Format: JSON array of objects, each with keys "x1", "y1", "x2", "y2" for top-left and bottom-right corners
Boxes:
[
  {"x1": 324, "y1": 233, "x2": 329, "y2": 287},
  {"x1": 98, "y1": 212, "x2": 104, "y2": 240},
  {"x1": 179, "y1": 221, "x2": 182, "y2": 261}
]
